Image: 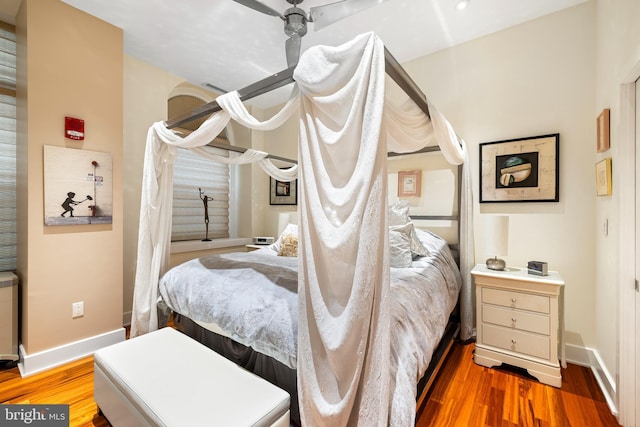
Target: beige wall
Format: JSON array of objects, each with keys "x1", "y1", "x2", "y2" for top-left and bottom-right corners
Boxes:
[{"x1": 16, "y1": 0, "x2": 123, "y2": 354}]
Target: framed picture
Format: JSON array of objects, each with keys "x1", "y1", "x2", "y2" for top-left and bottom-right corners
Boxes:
[
  {"x1": 43, "y1": 145, "x2": 113, "y2": 225},
  {"x1": 596, "y1": 108, "x2": 610, "y2": 153},
  {"x1": 595, "y1": 157, "x2": 612, "y2": 196},
  {"x1": 398, "y1": 170, "x2": 421, "y2": 197},
  {"x1": 270, "y1": 177, "x2": 297, "y2": 205},
  {"x1": 479, "y1": 133, "x2": 559, "y2": 203}
]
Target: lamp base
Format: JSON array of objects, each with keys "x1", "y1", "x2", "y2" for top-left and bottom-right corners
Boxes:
[{"x1": 486, "y1": 257, "x2": 506, "y2": 271}]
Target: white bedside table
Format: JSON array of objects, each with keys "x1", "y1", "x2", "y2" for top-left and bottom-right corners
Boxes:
[{"x1": 471, "y1": 264, "x2": 565, "y2": 387}]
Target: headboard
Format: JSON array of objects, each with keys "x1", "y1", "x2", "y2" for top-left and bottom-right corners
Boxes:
[{"x1": 388, "y1": 146, "x2": 461, "y2": 263}]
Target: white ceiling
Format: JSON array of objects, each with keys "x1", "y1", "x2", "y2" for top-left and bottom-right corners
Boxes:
[{"x1": 2, "y1": 0, "x2": 586, "y2": 108}]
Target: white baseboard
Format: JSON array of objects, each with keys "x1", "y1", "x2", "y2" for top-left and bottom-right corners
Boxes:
[
  {"x1": 18, "y1": 328, "x2": 126, "y2": 377},
  {"x1": 565, "y1": 343, "x2": 617, "y2": 417},
  {"x1": 122, "y1": 310, "x2": 132, "y2": 327}
]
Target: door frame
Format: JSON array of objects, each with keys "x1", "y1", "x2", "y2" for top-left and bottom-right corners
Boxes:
[{"x1": 618, "y1": 71, "x2": 639, "y2": 426}]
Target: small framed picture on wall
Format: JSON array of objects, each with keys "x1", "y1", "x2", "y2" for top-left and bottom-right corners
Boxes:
[
  {"x1": 398, "y1": 170, "x2": 421, "y2": 197},
  {"x1": 595, "y1": 157, "x2": 612, "y2": 196},
  {"x1": 270, "y1": 177, "x2": 297, "y2": 205},
  {"x1": 596, "y1": 109, "x2": 610, "y2": 153}
]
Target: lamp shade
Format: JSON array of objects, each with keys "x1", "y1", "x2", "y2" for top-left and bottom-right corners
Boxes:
[{"x1": 483, "y1": 215, "x2": 509, "y2": 256}]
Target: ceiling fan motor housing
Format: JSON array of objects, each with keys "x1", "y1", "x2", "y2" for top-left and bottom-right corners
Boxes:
[{"x1": 284, "y1": 7, "x2": 308, "y2": 37}]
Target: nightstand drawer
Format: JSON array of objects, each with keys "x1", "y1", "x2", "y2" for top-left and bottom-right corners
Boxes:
[
  {"x1": 482, "y1": 304, "x2": 550, "y2": 335},
  {"x1": 481, "y1": 323, "x2": 550, "y2": 360},
  {"x1": 482, "y1": 287, "x2": 550, "y2": 314}
]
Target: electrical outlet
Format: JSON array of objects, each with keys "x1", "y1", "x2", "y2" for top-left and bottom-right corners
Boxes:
[{"x1": 72, "y1": 301, "x2": 84, "y2": 318}]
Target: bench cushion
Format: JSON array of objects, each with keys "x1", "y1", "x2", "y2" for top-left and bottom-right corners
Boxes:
[{"x1": 94, "y1": 327, "x2": 290, "y2": 426}]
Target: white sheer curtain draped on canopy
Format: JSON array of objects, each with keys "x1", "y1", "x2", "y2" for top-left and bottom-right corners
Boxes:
[
  {"x1": 131, "y1": 92, "x2": 299, "y2": 339},
  {"x1": 131, "y1": 31, "x2": 473, "y2": 426}
]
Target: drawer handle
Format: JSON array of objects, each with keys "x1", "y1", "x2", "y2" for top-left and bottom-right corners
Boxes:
[
  {"x1": 511, "y1": 298, "x2": 517, "y2": 303},
  {"x1": 511, "y1": 317, "x2": 517, "y2": 323}
]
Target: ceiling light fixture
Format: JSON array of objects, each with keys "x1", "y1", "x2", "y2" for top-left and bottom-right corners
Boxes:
[{"x1": 456, "y1": 0, "x2": 470, "y2": 11}]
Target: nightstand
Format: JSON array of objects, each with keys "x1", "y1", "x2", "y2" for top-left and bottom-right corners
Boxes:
[{"x1": 471, "y1": 264, "x2": 565, "y2": 387}]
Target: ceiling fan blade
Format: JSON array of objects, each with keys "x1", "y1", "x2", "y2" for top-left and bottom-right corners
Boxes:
[
  {"x1": 232, "y1": 0, "x2": 285, "y2": 19},
  {"x1": 285, "y1": 36, "x2": 301, "y2": 67},
  {"x1": 309, "y1": 0, "x2": 388, "y2": 31}
]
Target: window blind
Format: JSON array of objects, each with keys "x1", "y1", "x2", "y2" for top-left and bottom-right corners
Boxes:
[
  {"x1": 0, "y1": 22, "x2": 16, "y2": 271},
  {"x1": 171, "y1": 146, "x2": 230, "y2": 241}
]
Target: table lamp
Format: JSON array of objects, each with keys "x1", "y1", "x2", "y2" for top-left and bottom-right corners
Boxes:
[{"x1": 483, "y1": 215, "x2": 508, "y2": 271}]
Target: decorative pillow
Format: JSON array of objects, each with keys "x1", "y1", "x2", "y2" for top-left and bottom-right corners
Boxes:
[
  {"x1": 389, "y1": 200, "x2": 410, "y2": 226},
  {"x1": 388, "y1": 200, "x2": 429, "y2": 257},
  {"x1": 277, "y1": 234, "x2": 298, "y2": 257},
  {"x1": 270, "y1": 223, "x2": 298, "y2": 252},
  {"x1": 409, "y1": 227, "x2": 429, "y2": 257},
  {"x1": 389, "y1": 223, "x2": 413, "y2": 268}
]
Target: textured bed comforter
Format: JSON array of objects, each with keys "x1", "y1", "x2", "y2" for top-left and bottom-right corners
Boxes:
[{"x1": 159, "y1": 231, "x2": 461, "y2": 426}]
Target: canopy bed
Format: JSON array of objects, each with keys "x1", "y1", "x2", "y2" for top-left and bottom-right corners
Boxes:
[{"x1": 131, "y1": 32, "x2": 474, "y2": 426}]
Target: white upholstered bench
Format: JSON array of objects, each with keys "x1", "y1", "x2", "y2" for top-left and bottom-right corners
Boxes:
[{"x1": 94, "y1": 327, "x2": 290, "y2": 427}]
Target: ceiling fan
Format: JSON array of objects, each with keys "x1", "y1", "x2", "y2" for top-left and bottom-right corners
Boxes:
[{"x1": 232, "y1": 0, "x2": 388, "y2": 67}]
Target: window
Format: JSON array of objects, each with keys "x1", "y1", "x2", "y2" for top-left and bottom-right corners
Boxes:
[
  {"x1": 171, "y1": 146, "x2": 230, "y2": 241},
  {"x1": 0, "y1": 21, "x2": 16, "y2": 271},
  {"x1": 168, "y1": 93, "x2": 230, "y2": 242}
]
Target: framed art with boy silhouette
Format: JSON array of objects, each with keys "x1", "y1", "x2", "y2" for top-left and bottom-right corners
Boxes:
[{"x1": 43, "y1": 146, "x2": 113, "y2": 225}]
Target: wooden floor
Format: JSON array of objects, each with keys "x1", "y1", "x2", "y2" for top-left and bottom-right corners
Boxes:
[
  {"x1": 417, "y1": 342, "x2": 620, "y2": 427},
  {"x1": 0, "y1": 340, "x2": 620, "y2": 426}
]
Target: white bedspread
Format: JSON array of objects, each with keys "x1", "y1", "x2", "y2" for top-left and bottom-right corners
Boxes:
[{"x1": 158, "y1": 231, "x2": 460, "y2": 426}]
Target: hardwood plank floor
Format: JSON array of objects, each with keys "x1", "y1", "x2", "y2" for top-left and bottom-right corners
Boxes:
[
  {"x1": 0, "y1": 357, "x2": 109, "y2": 427},
  {"x1": 417, "y1": 342, "x2": 620, "y2": 427},
  {"x1": 0, "y1": 340, "x2": 620, "y2": 426}
]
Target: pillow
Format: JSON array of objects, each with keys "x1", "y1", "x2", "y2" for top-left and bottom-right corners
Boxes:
[
  {"x1": 388, "y1": 200, "x2": 429, "y2": 257},
  {"x1": 270, "y1": 223, "x2": 298, "y2": 252},
  {"x1": 409, "y1": 228, "x2": 429, "y2": 258},
  {"x1": 277, "y1": 234, "x2": 298, "y2": 257},
  {"x1": 389, "y1": 223, "x2": 413, "y2": 268},
  {"x1": 389, "y1": 200, "x2": 410, "y2": 226}
]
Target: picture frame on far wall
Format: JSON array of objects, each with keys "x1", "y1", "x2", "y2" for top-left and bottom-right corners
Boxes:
[
  {"x1": 270, "y1": 176, "x2": 297, "y2": 205},
  {"x1": 595, "y1": 157, "x2": 612, "y2": 196},
  {"x1": 596, "y1": 108, "x2": 610, "y2": 153},
  {"x1": 397, "y1": 170, "x2": 422, "y2": 197},
  {"x1": 479, "y1": 133, "x2": 559, "y2": 203}
]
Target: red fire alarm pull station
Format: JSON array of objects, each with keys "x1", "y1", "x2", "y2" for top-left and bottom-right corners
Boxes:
[{"x1": 65, "y1": 116, "x2": 85, "y2": 140}]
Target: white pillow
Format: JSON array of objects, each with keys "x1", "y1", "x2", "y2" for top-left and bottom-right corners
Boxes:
[
  {"x1": 389, "y1": 223, "x2": 413, "y2": 268},
  {"x1": 270, "y1": 223, "x2": 298, "y2": 252},
  {"x1": 389, "y1": 200, "x2": 410, "y2": 226},
  {"x1": 388, "y1": 200, "x2": 429, "y2": 257}
]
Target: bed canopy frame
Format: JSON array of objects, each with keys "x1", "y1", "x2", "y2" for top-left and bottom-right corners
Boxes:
[
  {"x1": 133, "y1": 32, "x2": 474, "y2": 426},
  {"x1": 165, "y1": 47, "x2": 431, "y2": 131},
  {"x1": 165, "y1": 45, "x2": 464, "y2": 260}
]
